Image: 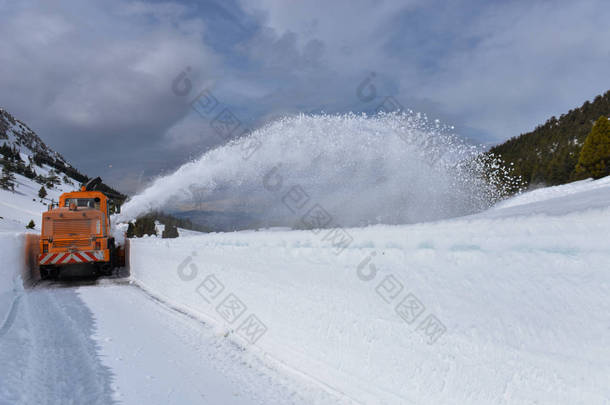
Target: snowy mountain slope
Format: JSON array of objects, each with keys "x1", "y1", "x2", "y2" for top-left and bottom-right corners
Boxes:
[
  {"x1": 0, "y1": 167, "x2": 77, "y2": 231},
  {"x1": 0, "y1": 108, "x2": 87, "y2": 229},
  {"x1": 0, "y1": 108, "x2": 124, "y2": 230},
  {"x1": 126, "y1": 177, "x2": 610, "y2": 404},
  {"x1": 0, "y1": 108, "x2": 66, "y2": 164}
]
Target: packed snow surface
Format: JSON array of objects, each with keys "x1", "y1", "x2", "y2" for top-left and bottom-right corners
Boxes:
[
  {"x1": 1, "y1": 176, "x2": 609, "y2": 404},
  {"x1": 127, "y1": 177, "x2": 610, "y2": 404}
]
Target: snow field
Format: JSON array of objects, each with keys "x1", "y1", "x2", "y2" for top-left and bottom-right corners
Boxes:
[
  {"x1": 129, "y1": 179, "x2": 610, "y2": 404},
  {"x1": 0, "y1": 163, "x2": 76, "y2": 231}
]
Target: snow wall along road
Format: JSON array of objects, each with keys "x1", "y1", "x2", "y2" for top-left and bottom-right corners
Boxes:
[
  {"x1": 128, "y1": 185, "x2": 610, "y2": 404},
  {"x1": 0, "y1": 232, "x2": 38, "y2": 338}
]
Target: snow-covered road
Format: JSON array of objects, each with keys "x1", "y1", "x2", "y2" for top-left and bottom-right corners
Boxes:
[
  {"x1": 0, "y1": 283, "x2": 115, "y2": 404},
  {"x1": 0, "y1": 279, "x2": 341, "y2": 405}
]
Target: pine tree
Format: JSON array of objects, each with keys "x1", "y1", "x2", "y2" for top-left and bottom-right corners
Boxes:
[
  {"x1": 126, "y1": 216, "x2": 157, "y2": 238},
  {"x1": 574, "y1": 116, "x2": 610, "y2": 179},
  {"x1": 0, "y1": 166, "x2": 16, "y2": 191},
  {"x1": 162, "y1": 223, "x2": 179, "y2": 238},
  {"x1": 140, "y1": 216, "x2": 157, "y2": 236},
  {"x1": 490, "y1": 90, "x2": 610, "y2": 188},
  {"x1": 26, "y1": 220, "x2": 35, "y2": 229},
  {"x1": 46, "y1": 170, "x2": 60, "y2": 188},
  {"x1": 126, "y1": 222, "x2": 136, "y2": 238},
  {"x1": 38, "y1": 185, "x2": 47, "y2": 200}
]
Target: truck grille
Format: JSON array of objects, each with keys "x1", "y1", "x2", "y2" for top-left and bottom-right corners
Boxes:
[
  {"x1": 53, "y1": 219, "x2": 91, "y2": 236},
  {"x1": 53, "y1": 239, "x2": 91, "y2": 248}
]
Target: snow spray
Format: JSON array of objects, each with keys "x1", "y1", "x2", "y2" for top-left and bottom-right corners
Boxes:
[{"x1": 119, "y1": 112, "x2": 518, "y2": 228}]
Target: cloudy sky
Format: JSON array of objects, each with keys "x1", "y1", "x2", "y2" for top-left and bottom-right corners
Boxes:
[{"x1": 1, "y1": 0, "x2": 609, "y2": 194}]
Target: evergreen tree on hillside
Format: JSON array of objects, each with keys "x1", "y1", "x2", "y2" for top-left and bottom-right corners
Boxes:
[
  {"x1": 574, "y1": 116, "x2": 610, "y2": 179},
  {"x1": 45, "y1": 170, "x2": 60, "y2": 187},
  {"x1": 38, "y1": 185, "x2": 47, "y2": 201},
  {"x1": 62, "y1": 175, "x2": 73, "y2": 185},
  {"x1": 489, "y1": 90, "x2": 610, "y2": 189},
  {"x1": 0, "y1": 166, "x2": 16, "y2": 191},
  {"x1": 24, "y1": 163, "x2": 36, "y2": 179}
]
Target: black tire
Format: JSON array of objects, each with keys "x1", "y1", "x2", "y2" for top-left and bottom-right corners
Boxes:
[
  {"x1": 50, "y1": 268, "x2": 59, "y2": 280},
  {"x1": 108, "y1": 238, "x2": 116, "y2": 269},
  {"x1": 105, "y1": 238, "x2": 117, "y2": 277},
  {"x1": 101, "y1": 265, "x2": 113, "y2": 277},
  {"x1": 40, "y1": 267, "x2": 49, "y2": 280}
]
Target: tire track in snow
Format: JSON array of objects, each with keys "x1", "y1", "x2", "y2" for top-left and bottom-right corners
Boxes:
[
  {"x1": 0, "y1": 294, "x2": 21, "y2": 338},
  {"x1": 0, "y1": 287, "x2": 116, "y2": 405},
  {"x1": 125, "y1": 279, "x2": 359, "y2": 405}
]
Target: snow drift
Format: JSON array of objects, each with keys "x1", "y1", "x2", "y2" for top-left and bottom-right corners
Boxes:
[
  {"x1": 128, "y1": 177, "x2": 610, "y2": 404},
  {"x1": 120, "y1": 113, "x2": 518, "y2": 228}
]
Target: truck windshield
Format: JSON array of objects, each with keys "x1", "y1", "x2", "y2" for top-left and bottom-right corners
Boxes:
[{"x1": 64, "y1": 198, "x2": 100, "y2": 209}]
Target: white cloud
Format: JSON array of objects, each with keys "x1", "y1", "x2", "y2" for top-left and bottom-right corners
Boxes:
[
  {"x1": 409, "y1": 0, "x2": 610, "y2": 140},
  {"x1": 237, "y1": 0, "x2": 610, "y2": 142}
]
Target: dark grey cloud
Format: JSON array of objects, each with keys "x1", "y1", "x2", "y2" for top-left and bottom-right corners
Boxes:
[
  {"x1": 1, "y1": 0, "x2": 609, "y2": 194},
  {"x1": 0, "y1": 0, "x2": 220, "y2": 192}
]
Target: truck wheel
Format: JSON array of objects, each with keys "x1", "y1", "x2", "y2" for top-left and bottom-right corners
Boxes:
[
  {"x1": 40, "y1": 267, "x2": 49, "y2": 280},
  {"x1": 50, "y1": 268, "x2": 59, "y2": 280},
  {"x1": 108, "y1": 239, "x2": 116, "y2": 270}
]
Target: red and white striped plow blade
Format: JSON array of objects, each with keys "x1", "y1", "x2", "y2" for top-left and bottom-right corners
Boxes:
[{"x1": 39, "y1": 251, "x2": 104, "y2": 265}]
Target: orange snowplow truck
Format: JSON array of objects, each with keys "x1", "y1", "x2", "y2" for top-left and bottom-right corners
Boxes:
[{"x1": 39, "y1": 177, "x2": 125, "y2": 279}]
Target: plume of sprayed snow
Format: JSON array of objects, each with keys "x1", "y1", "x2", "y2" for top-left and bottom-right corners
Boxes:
[{"x1": 119, "y1": 112, "x2": 520, "y2": 228}]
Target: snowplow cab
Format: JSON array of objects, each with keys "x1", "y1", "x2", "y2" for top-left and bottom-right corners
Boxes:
[{"x1": 38, "y1": 178, "x2": 124, "y2": 279}]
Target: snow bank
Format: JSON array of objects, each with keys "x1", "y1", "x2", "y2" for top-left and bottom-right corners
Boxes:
[
  {"x1": 0, "y1": 231, "x2": 24, "y2": 287},
  {"x1": 129, "y1": 179, "x2": 610, "y2": 404},
  {"x1": 0, "y1": 232, "x2": 26, "y2": 337},
  {"x1": 0, "y1": 230, "x2": 38, "y2": 292},
  {"x1": 485, "y1": 176, "x2": 610, "y2": 219},
  {"x1": 494, "y1": 176, "x2": 610, "y2": 210}
]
